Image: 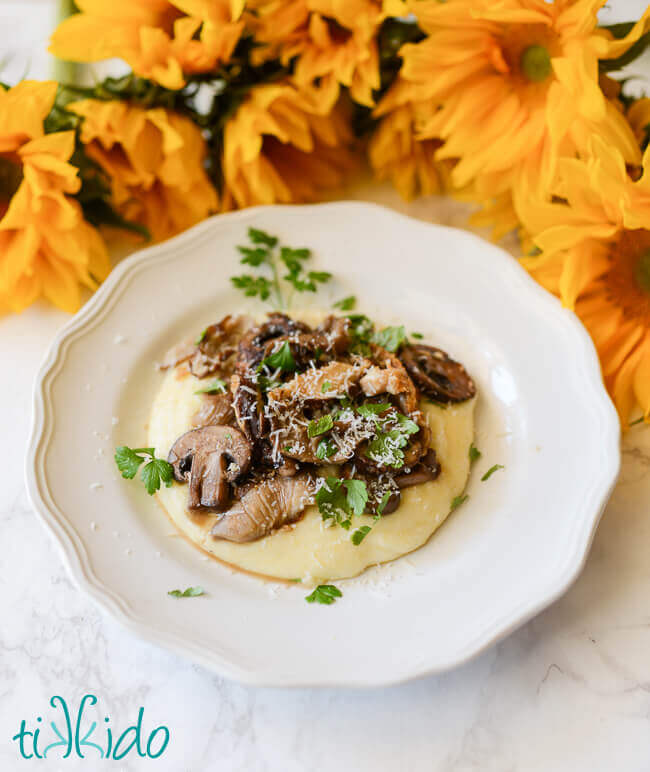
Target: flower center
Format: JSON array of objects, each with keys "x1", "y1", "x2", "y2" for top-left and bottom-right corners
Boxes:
[
  {"x1": 604, "y1": 230, "x2": 650, "y2": 325},
  {"x1": 0, "y1": 155, "x2": 23, "y2": 205},
  {"x1": 634, "y1": 250, "x2": 650, "y2": 295},
  {"x1": 520, "y1": 45, "x2": 551, "y2": 82}
]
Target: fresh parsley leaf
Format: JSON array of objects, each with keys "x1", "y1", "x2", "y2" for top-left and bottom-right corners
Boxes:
[
  {"x1": 411, "y1": 332, "x2": 423, "y2": 339},
  {"x1": 481, "y1": 464, "x2": 505, "y2": 481},
  {"x1": 115, "y1": 446, "x2": 174, "y2": 495},
  {"x1": 356, "y1": 403, "x2": 391, "y2": 419},
  {"x1": 373, "y1": 325, "x2": 407, "y2": 352},
  {"x1": 168, "y1": 586, "x2": 205, "y2": 598},
  {"x1": 308, "y1": 270, "x2": 332, "y2": 283},
  {"x1": 195, "y1": 328, "x2": 208, "y2": 345},
  {"x1": 450, "y1": 494, "x2": 469, "y2": 511},
  {"x1": 316, "y1": 477, "x2": 368, "y2": 524},
  {"x1": 237, "y1": 245, "x2": 270, "y2": 266},
  {"x1": 365, "y1": 413, "x2": 419, "y2": 469},
  {"x1": 469, "y1": 443, "x2": 482, "y2": 462},
  {"x1": 316, "y1": 438, "x2": 337, "y2": 460},
  {"x1": 258, "y1": 374, "x2": 282, "y2": 392},
  {"x1": 114, "y1": 445, "x2": 147, "y2": 479},
  {"x1": 343, "y1": 479, "x2": 368, "y2": 516},
  {"x1": 321, "y1": 380, "x2": 332, "y2": 393},
  {"x1": 395, "y1": 413, "x2": 419, "y2": 434},
  {"x1": 305, "y1": 584, "x2": 342, "y2": 605},
  {"x1": 346, "y1": 314, "x2": 375, "y2": 355},
  {"x1": 247, "y1": 227, "x2": 278, "y2": 247},
  {"x1": 259, "y1": 340, "x2": 296, "y2": 373},
  {"x1": 230, "y1": 274, "x2": 272, "y2": 300},
  {"x1": 351, "y1": 525, "x2": 372, "y2": 545},
  {"x1": 141, "y1": 457, "x2": 174, "y2": 495},
  {"x1": 333, "y1": 295, "x2": 356, "y2": 311},
  {"x1": 195, "y1": 378, "x2": 227, "y2": 394},
  {"x1": 308, "y1": 414, "x2": 334, "y2": 438}
]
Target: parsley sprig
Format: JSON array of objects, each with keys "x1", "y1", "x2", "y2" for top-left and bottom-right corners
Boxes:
[
  {"x1": 316, "y1": 477, "x2": 368, "y2": 530},
  {"x1": 114, "y1": 446, "x2": 174, "y2": 495},
  {"x1": 305, "y1": 584, "x2": 342, "y2": 605},
  {"x1": 231, "y1": 227, "x2": 332, "y2": 309},
  {"x1": 168, "y1": 586, "x2": 205, "y2": 598}
]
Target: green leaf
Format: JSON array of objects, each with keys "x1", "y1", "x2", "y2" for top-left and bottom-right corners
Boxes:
[
  {"x1": 395, "y1": 413, "x2": 419, "y2": 435},
  {"x1": 259, "y1": 340, "x2": 296, "y2": 373},
  {"x1": 346, "y1": 314, "x2": 375, "y2": 355},
  {"x1": 195, "y1": 328, "x2": 208, "y2": 345},
  {"x1": 248, "y1": 227, "x2": 278, "y2": 247},
  {"x1": 230, "y1": 274, "x2": 272, "y2": 300},
  {"x1": 195, "y1": 378, "x2": 227, "y2": 394},
  {"x1": 351, "y1": 525, "x2": 372, "y2": 545},
  {"x1": 316, "y1": 437, "x2": 337, "y2": 460},
  {"x1": 469, "y1": 443, "x2": 481, "y2": 463},
  {"x1": 450, "y1": 494, "x2": 469, "y2": 512},
  {"x1": 321, "y1": 380, "x2": 332, "y2": 393},
  {"x1": 481, "y1": 464, "x2": 505, "y2": 481},
  {"x1": 356, "y1": 402, "x2": 391, "y2": 419},
  {"x1": 377, "y1": 490, "x2": 392, "y2": 515},
  {"x1": 308, "y1": 414, "x2": 334, "y2": 438},
  {"x1": 373, "y1": 325, "x2": 406, "y2": 352},
  {"x1": 333, "y1": 295, "x2": 356, "y2": 311},
  {"x1": 411, "y1": 332, "x2": 423, "y2": 339},
  {"x1": 114, "y1": 446, "x2": 145, "y2": 480},
  {"x1": 168, "y1": 586, "x2": 205, "y2": 598},
  {"x1": 343, "y1": 479, "x2": 368, "y2": 516},
  {"x1": 305, "y1": 584, "x2": 342, "y2": 605},
  {"x1": 141, "y1": 458, "x2": 174, "y2": 495},
  {"x1": 308, "y1": 271, "x2": 332, "y2": 283},
  {"x1": 238, "y1": 245, "x2": 270, "y2": 266}
]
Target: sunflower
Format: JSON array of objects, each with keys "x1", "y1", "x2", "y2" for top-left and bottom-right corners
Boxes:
[
  {"x1": 0, "y1": 81, "x2": 110, "y2": 314},
  {"x1": 520, "y1": 136, "x2": 650, "y2": 426},
  {"x1": 248, "y1": 0, "x2": 403, "y2": 107},
  {"x1": 68, "y1": 99, "x2": 218, "y2": 241},
  {"x1": 369, "y1": 78, "x2": 450, "y2": 200},
  {"x1": 221, "y1": 80, "x2": 357, "y2": 209},
  {"x1": 400, "y1": 0, "x2": 649, "y2": 223},
  {"x1": 49, "y1": 0, "x2": 245, "y2": 90}
]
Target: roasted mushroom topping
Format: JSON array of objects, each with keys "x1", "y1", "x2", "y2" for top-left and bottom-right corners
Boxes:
[
  {"x1": 190, "y1": 315, "x2": 245, "y2": 378},
  {"x1": 238, "y1": 313, "x2": 310, "y2": 369},
  {"x1": 394, "y1": 449, "x2": 441, "y2": 488},
  {"x1": 211, "y1": 474, "x2": 314, "y2": 542},
  {"x1": 399, "y1": 343, "x2": 476, "y2": 403},
  {"x1": 168, "y1": 426, "x2": 251, "y2": 511},
  {"x1": 191, "y1": 392, "x2": 235, "y2": 428}
]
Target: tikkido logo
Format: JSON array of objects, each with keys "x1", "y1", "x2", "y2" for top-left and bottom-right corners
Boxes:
[{"x1": 12, "y1": 694, "x2": 170, "y2": 761}]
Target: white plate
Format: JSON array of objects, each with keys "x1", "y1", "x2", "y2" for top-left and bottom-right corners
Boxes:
[{"x1": 26, "y1": 202, "x2": 620, "y2": 687}]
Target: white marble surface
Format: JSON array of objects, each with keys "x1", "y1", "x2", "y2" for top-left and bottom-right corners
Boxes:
[{"x1": 2, "y1": 1, "x2": 650, "y2": 769}]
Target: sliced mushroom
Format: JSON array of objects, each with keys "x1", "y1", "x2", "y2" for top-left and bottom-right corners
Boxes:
[
  {"x1": 158, "y1": 338, "x2": 196, "y2": 370},
  {"x1": 231, "y1": 372, "x2": 267, "y2": 442},
  {"x1": 238, "y1": 313, "x2": 311, "y2": 369},
  {"x1": 191, "y1": 392, "x2": 235, "y2": 428},
  {"x1": 190, "y1": 315, "x2": 245, "y2": 378},
  {"x1": 399, "y1": 344, "x2": 476, "y2": 403},
  {"x1": 394, "y1": 449, "x2": 441, "y2": 488},
  {"x1": 211, "y1": 474, "x2": 314, "y2": 542},
  {"x1": 360, "y1": 348, "x2": 418, "y2": 414},
  {"x1": 168, "y1": 426, "x2": 251, "y2": 511}
]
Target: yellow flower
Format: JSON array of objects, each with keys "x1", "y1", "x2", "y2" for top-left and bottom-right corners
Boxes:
[
  {"x1": 400, "y1": 0, "x2": 649, "y2": 217},
  {"x1": 369, "y1": 79, "x2": 451, "y2": 199},
  {"x1": 69, "y1": 99, "x2": 218, "y2": 242},
  {"x1": 50, "y1": 0, "x2": 244, "y2": 90},
  {"x1": 222, "y1": 80, "x2": 357, "y2": 208},
  {"x1": 248, "y1": 0, "x2": 403, "y2": 107},
  {"x1": 520, "y1": 137, "x2": 650, "y2": 426},
  {"x1": 0, "y1": 81, "x2": 110, "y2": 314}
]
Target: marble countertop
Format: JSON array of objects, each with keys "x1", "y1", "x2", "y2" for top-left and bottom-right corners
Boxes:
[{"x1": 2, "y1": 2, "x2": 650, "y2": 769}]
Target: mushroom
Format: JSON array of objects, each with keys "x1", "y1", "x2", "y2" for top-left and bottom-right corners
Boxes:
[
  {"x1": 394, "y1": 449, "x2": 441, "y2": 488},
  {"x1": 267, "y1": 360, "x2": 366, "y2": 404},
  {"x1": 167, "y1": 426, "x2": 251, "y2": 511},
  {"x1": 238, "y1": 313, "x2": 310, "y2": 369},
  {"x1": 191, "y1": 392, "x2": 235, "y2": 428},
  {"x1": 190, "y1": 315, "x2": 245, "y2": 378},
  {"x1": 360, "y1": 347, "x2": 419, "y2": 414},
  {"x1": 211, "y1": 474, "x2": 314, "y2": 542},
  {"x1": 399, "y1": 344, "x2": 476, "y2": 403}
]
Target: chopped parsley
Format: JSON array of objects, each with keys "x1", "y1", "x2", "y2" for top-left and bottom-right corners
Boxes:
[
  {"x1": 356, "y1": 402, "x2": 391, "y2": 419},
  {"x1": 195, "y1": 378, "x2": 227, "y2": 394},
  {"x1": 308, "y1": 414, "x2": 334, "y2": 438},
  {"x1": 321, "y1": 380, "x2": 332, "y2": 393},
  {"x1": 333, "y1": 295, "x2": 356, "y2": 311},
  {"x1": 231, "y1": 228, "x2": 331, "y2": 309},
  {"x1": 316, "y1": 477, "x2": 368, "y2": 528},
  {"x1": 450, "y1": 494, "x2": 469, "y2": 511},
  {"x1": 365, "y1": 413, "x2": 419, "y2": 469},
  {"x1": 481, "y1": 464, "x2": 505, "y2": 481},
  {"x1": 195, "y1": 328, "x2": 208, "y2": 345},
  {"x1": 168, "y1": 586, "x2": 205, "y2": 598},
  {"x1": 469, "y1": 443, "x2": 481, "y2": 463},
  {"x1": 411, "y1": 332, "x2": 423, "y2": 339},
  {"x1": 115, "y1": 446, "x2": 174, "y2": 495},
  {"x1": 373, "y1": 325, "x2": 407, "y2": 352},
  {"x1": 305, "y1": 584, "x2": 342, "y2": 605},
  {"x1": 258, "y1": 340, "x2": 296, "y2": 373},
  {"x1": 351, "y1": 525, "x2": 372, "y2": 545},
  {"x1": 346, "y1": 314, "x2": 375, "y2": 355},
  {"x1": 316, "y1": 437, "x2": 337, "y2": 459},
  {"x1": 377, "y1": 490, "x2": 392, "y2": 514}
]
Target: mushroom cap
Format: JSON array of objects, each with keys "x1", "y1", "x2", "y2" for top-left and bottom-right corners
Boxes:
[{"x1": 399, "y1": 344, "x2": 476, "y2": 403}]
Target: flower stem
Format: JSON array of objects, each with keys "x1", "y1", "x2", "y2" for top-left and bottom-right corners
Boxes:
[{"x1": 53, "y1": 0, "x2": 79, "y2": 84}]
